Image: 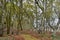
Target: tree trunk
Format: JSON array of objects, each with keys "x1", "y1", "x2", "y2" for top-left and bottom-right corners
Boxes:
[{"x1": 17, "y1": 0, "x2": 23, "y2": 33}]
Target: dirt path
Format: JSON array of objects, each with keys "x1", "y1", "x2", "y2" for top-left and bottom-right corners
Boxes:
[
  {"x1": 11, "y1": 34, "x2": 39, "y2": 40},
  {"x1": 22, "y1": 34, "x2": 39, "y2": 40}
]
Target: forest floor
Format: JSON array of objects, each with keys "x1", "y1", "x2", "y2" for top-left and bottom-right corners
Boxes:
[
  {"x1": 0, "y1": 30, "x2": 60, "y2": 40},
  {"x1": 9, "y1": 30, "x2": 60, "y2": 40}
]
